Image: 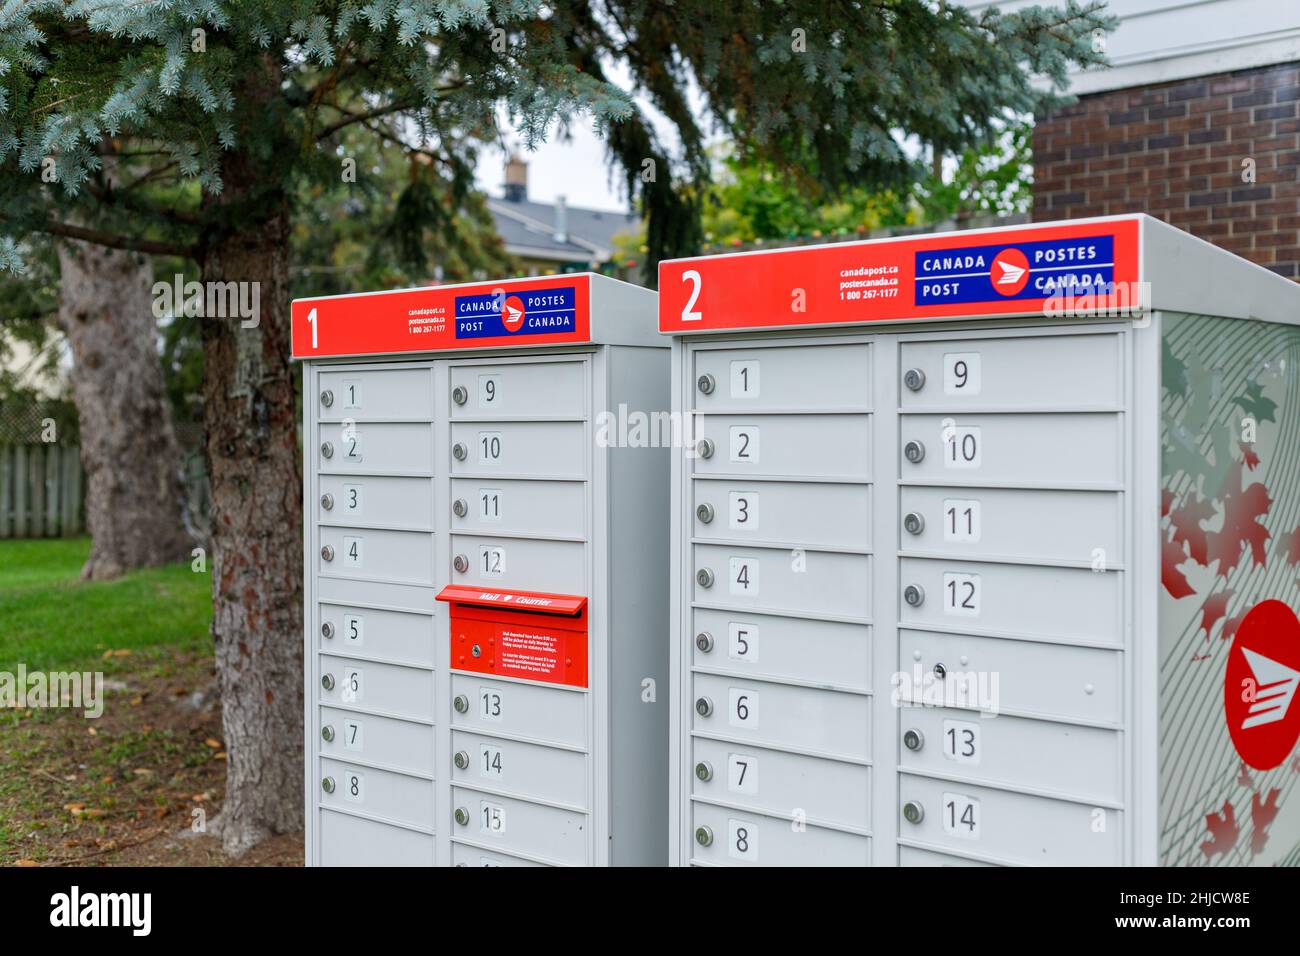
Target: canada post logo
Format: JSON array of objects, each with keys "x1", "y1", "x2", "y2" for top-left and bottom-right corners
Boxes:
[
  {"x1": 455, "y1": 286, "x2": 577, "y2": 339},
  {"x1": 914, "y1": 235, "x2": 1115, "y2": 306}
]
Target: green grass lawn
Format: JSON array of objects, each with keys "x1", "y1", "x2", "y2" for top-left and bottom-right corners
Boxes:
[{"x1": 0, "y1": 538, "x2": 212, "y2": 672}]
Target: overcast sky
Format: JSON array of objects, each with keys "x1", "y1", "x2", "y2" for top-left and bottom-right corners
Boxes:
[{"x1": 474, "y1": 124, "x2": 631, "y2": 213}]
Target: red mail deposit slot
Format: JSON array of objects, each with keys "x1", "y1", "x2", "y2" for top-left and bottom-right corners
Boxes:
[{"x1": 436, "y1": 585, "x2": 589, "y2": 688}]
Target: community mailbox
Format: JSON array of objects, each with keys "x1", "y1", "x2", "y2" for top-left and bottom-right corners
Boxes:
[
  {"x1": 659, "y1": 214, "x2": 1300, "y2": 866},
  {"x1": 293, "y1": 274, "x2": 668, "y2": 867}
]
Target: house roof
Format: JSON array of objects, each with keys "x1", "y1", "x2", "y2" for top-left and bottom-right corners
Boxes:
[{"x1": 488, "y1": 197, "x2": 639, "y2": 263}]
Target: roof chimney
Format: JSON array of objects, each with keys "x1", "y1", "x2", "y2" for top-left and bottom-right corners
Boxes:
[
  {"x1": 554, "y1": 195, "x2": 568, "y2": 244},
  {"x1": 504, "y1": 154, "x2": 527, "y2": 202}
]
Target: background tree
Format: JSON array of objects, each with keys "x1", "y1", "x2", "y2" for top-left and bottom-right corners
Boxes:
[{"x1": 0, "y1": 0, "x2": 1110, "y2": 854}]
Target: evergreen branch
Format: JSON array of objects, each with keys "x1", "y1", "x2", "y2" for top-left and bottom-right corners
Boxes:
[{"x1": 1, "y1": 215, "x2": 196, "y2": 259}]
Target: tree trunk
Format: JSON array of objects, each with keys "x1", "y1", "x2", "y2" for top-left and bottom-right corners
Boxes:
[
  {"x1": 57, "y1": 240, "x2": 193, "y2": 580},
  {"x1": 200, "y1": 113, "x2": 304, "y2": 853}
]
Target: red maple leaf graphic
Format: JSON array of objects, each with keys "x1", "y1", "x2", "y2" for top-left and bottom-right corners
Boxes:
[
  {"x1": 1281, "y1": 527, "x2": 1300, "y2": 568},
  {"x1": 1237, "y1": 762, "x2": 1252, "y2": 789},
  {"x1": 1251, "y1": 789, "x2": 1281, "y2": 855},
  {"x1": 1200, "y1": 801, "x2": 1239, "y2": 859},
  {"x1": 1163, "y1": 538, "x2": 1196, "y2": 598},
  {"x1": 1171, "y1": 494, "x2": 1216, "y2": 566},
  {"x1": 1240, "y1": 443, "x2": 1261, "y2": 470},
  {"x1": 1222, "y1": 611, "x2": 1249, "y2": 642},
  {"x1": 1199, "y1": 589, "x2": 1235, "y2": 639},
  {"x1": 1162, "y1": 489, "x2": 1176, "y2": 518},
  {"x1": 1206, "y1": 465, "x2": 1272, "y2": 577}
]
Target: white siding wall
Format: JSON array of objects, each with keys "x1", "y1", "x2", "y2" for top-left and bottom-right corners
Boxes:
[{"x1": 958, "y1": 0, "x2": 1300, "y2": 93}]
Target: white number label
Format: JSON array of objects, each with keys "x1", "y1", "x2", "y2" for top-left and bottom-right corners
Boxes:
[
  {"x1": 727, "y1": 753, "x2": 758, "y2": 795},
  {"x1": 943, "y1": 792, "x2": 981, "y2": 839},
  {"x1": 480, "y1": 801, "x2": 506, "y2": 835},
  {"x1": 943, "y1": 719, "x2": 980, "y2": 764},
  {"x1": 729, "y1": 557, "x2": 759, "y2": 596},
  {"x1": 728, "y1": 622, "x2": 758, "y2": 662},
  {"x1": 342, "y1": 380, "x2": 362, "y2": 409},
  {"x1": 730, "y1": 360, "x2": 760, "y2": 398},
  {"x1": 728, "y1": 492, "x2": 758, "y2": 530},
  {"x1": 343, "y1": 483, "x2": 362, "y2": 513},
  {"x1": 480, "y1": 744, "x2": 504, "y2": 778},
  {"x1": 943, "y1": 572, "x2": 980, "y2": 617},
  {"x1": 479, "y1": 375, "x2": 499, "y2": 407},
  {"x1": 342, "y1": 431, "x2": 363, "y2": 462},
  {"x1": 343, "y1": 614, "x2": 363, "y2": 646},
  {"x1": 681, "y1": 269, "x2": 703, "y2": 322},
  {"x1": 942, "y1": 498, "x2": 981, "y2": 542},
  {"x1": 729, "y1": 426, "x2": 759, "y2": 463},
  {"x1": 480, "y1": 545, "x2": 505, "y2": 577},
  {"x1": 729, "y1": 688, "x2": 758, "y2": 728},
  {"x1": 307, "y1": 307, "x2": 319, "y2": 349},
  {"x1": 479, "y1": 489, "x2": 502, "y2": 522},
  {"x1": 342, "y1": 668, "x2": 362, "y2": 703},
  {"x1": 728, "y1": 819, "x2": 757, "y2": 861},
  {"x1": 944, "y1": 353, "x2": 981, "y2": 395},
  {"x1": 943, "y1": 424, "x2": 981, "y2": 469},
  {"x1": 344, "y1": 771, "x2": 364, "y2": 803},
  {"x1": 478, "y1": 431, "x2": 502, "y2": 463},
  {"x1": 343, "y1": 535, "x2": 363, "y2": 567},
  {"x1": 343, "y1": 719, "x2": 363, "y2": 751},
  {"x1": 479, "y1": 687, "x2": 503, "y2": 721}
]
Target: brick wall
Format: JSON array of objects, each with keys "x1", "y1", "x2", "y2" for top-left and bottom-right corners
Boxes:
[{"x1": 1033, "y1": 62, "x2": 1300, "y2": 279}]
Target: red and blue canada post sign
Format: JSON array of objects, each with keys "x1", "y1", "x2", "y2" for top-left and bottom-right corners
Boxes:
[
  {"x1": 658, "y1": 217, "x2": 1142, "y2": 333},
  {"x1": 291, "y1": 274, "x2": 591, "y2": 358}
]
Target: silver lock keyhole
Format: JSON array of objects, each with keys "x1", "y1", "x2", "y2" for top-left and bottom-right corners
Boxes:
[
  {"x1": 695, "y1": 826, "x2": 713, "y2": 847},
  {"x1": 696, "y1": 438, "x2": 715, "y2": 459},
  {"x1": 695, "y1": 631, "x2": 714, "y2": 653},
  {"x1": 903, "y1": 584, "x2": 925, "y2": 607},
  {"x1": 903, "y1": 729, "x2": 924, "y2": 752},
  {"x1": 321, "y1": 776, "x2": 336, "y2": 794},
  {"x1": 696, "y1": 503, "x2": 715, "y2": 524},
  {"x1": 695, "y1": 761, "x2": 713, "y2": 782},
  {"x1": 903, "y1": 368, "x2": 926, "y2": 392},
  {"x1": 320, "y1": 493, "x2": 334, "y2": 511},
  {"x1": 320, "y1": 389, "x2": 335, "y2": 407},
  {"x1": 903, "y1": 512, "x2": 925, "y2": 535},
  {"x1": 903, "y1": 440, "x2": 925, "y2": 464},
  {"x1": 902, "y1": 801, "x2": 925, "y2": 824},
  {"x1": 321, "y1": 441, "x2": 334, "y2": 459},
  {"x1": 453, "y1": 695, "x2": 469, "y2": 713},
  {"x1": 452, "y1": 385, "x2": 469, "y2": 405},
  {"x1": 453, "y1": 554, "x2": 469, "y2": 573},
  {"x1": 695, "y1": 696, "x2": 714, "y2": 717},
  {"x1": 933, "y1": 662, "x2": 948, "y2": 680},
  {"x1": 321, "y1": 545, "x2": 335, "y2": 562},
  {"x1": 452, "y1": 498, "x2": 468, "y2": 517},
  {"x1": 697, "y1": 374, "x2": 716, "y2": 395},
  {"x1": 453, "y1": 751, "x2": 469, "y2": 770},
  {"x1": 452, "y1": 442, "x2": 468, "y2": 461},
  {"x1": 321, "y1": 725, "x2": 336, "y2": 743},
  {"x1": 321, "y1": 673, "x2": 335, "y2": 691},
  {"x1": 696, "y1": 568, "x2": 715, "y2": 588},
  {"x1": 321, "y1": 621, "x2": 335, "y2": 640}
]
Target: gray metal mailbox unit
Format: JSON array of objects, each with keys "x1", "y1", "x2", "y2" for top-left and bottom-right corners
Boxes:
[
  {"x1": 660, "y1": 215, "x2": 1300, "y2": 866},
  {"x1": 293, "y1": 274, "x2": 668, "y2": 866}
]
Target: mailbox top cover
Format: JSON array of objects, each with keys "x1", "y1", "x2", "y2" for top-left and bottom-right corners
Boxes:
[
  {"x1": 292, "y1": 272, "x2": 660, "y2": 359},
  {"x1": 657, "y1": 213, "x2": 1300, "y2": 335}
]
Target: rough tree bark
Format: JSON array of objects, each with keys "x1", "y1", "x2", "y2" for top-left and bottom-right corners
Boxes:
[
  {"x1": 56, "y1": 239, "x2": 193, "y2": 580},
  {"x1": 199, "y1": 56, "x2": 304, "y2": 854}
]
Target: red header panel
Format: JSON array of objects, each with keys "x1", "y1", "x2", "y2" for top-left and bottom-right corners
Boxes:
[
  {"x1": 292, "y1": 274, "x2": 591, "y2": 358},
  {"x1": 435, "y1": 585, "x2": 586, "y2": 617},
  {"x1": 659, "y1": 218, "x2": 1142, "y2": 334}
]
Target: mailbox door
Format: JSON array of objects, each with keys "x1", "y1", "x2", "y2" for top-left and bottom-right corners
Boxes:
[
  {"x1": 440, "y1": 352, "x2": 596, "y2": 866},
  {"x1": 679, "y1": 335, "x2": 875, "y2": 866},
  {"x1": 306, "y1": 362, "x2": 441, "y2": 866}
]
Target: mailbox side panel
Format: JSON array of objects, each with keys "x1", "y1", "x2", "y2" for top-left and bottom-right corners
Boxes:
[
  {"x1": 602, "y1": 345, "x2": 671, "y2": 865},
  {"x1": 1158, "y1": 312, "x2": 1300, "y2": 867}
]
